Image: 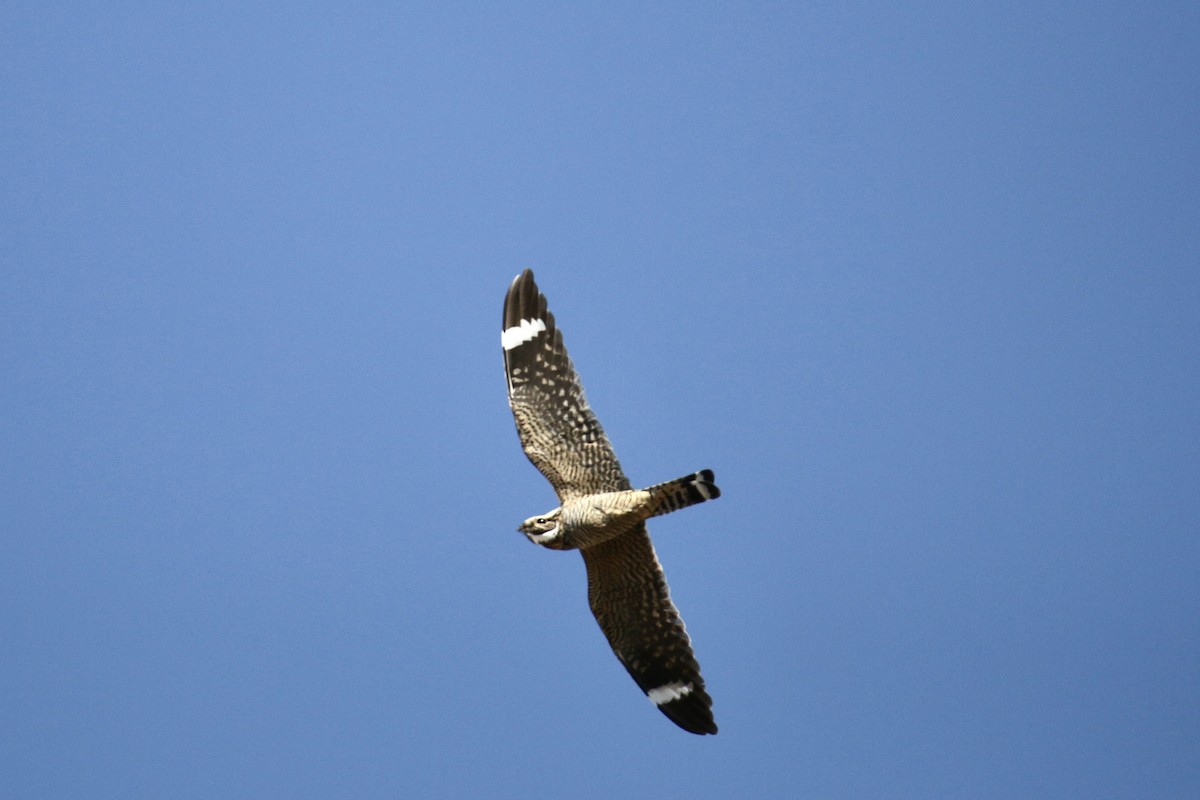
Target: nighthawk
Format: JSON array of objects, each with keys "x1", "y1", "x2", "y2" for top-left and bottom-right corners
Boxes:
[{"x1": 502, "y1": 269, "x2": 720, "y2": 735}]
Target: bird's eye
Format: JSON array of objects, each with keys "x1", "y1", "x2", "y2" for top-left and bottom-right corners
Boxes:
[{"x1": 536, "y1": 518, "x2": 546, "y2": 525}]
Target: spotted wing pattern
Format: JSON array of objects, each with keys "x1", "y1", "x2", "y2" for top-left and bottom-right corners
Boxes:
[
  {"x1": 502, "y1": 269, "x2": 718, "y2": 736},
  {"x1": 582, "y1": 525, "x2": 717, "y2": 735},
  {"x1": 503, "y1": 269, "x2": 631, "y2": 501}
]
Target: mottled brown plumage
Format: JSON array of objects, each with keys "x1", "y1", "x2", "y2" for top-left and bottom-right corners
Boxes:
[{"x1": 502, "y1": 269, "x2": 720, "y2": 735}]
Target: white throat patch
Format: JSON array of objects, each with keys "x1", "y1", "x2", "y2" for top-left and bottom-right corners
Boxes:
[{"x1": 528, "y1": 524, "x2": 561, "y2": 544}]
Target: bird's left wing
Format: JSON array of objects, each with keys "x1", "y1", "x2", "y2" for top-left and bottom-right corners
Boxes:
[{"x1": 502, "y1": 269, "x2": 630, "y2": 501}]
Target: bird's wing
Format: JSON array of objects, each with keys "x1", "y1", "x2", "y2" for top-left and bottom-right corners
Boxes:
[
  {"x1": 503, "y1": 269, "x2": 630, "y2": 501},
  {"x1": 581, "y1": 525, "x2": 717, "y2": 735}
]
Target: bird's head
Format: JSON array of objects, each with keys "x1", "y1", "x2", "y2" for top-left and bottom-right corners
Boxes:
[{"x1": 519, "y1": 508, "x2": 565, "y2": 549}]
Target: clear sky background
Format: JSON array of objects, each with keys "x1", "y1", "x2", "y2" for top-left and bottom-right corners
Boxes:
[{"x1": 3, "y1": 3, "x2": 1198, "y2": 798}]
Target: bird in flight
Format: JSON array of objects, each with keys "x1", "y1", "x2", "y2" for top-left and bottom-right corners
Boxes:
[{"x1": 502, "y1": 269, "x2": 720, "y2": 735}]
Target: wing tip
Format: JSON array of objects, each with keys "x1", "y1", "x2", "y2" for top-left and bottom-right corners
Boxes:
[
  {"x1": 509, "y1": 268, "x2": 535, "y2": 293},
  {"x1": 657, "y1": 693, "x2": 718, "y2": 735},
  {"x1": 503, "y1": 269, "x2": 549, "y2": 332},
  {"x1": 643, "y1": 676, "x2": 718, "y2": 735}
]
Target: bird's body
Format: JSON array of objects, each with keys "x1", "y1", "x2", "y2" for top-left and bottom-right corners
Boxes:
[
  {"x1": 519, "y1": 470, "x2": 720, "y2": 551},
  {"x1": 502, "y1": 269, "x2": 721, "y2": 735}
]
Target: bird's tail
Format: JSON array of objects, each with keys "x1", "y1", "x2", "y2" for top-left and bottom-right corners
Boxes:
[{"x1": 646, "y1": 470, "x2": 721, "y2": 518}]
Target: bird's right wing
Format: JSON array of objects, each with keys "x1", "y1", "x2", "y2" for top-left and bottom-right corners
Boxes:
[{"x1": 581, "y1": 525, "x2": 717, "y2": 735}]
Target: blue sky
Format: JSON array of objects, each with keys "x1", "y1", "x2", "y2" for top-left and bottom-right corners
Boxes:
[{"x1": 3, "y1": 3, "x2": 1198, "y2": 797}]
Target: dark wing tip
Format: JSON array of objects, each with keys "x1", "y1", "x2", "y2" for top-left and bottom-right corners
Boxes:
[
  {"x1": 657, "y1": 692, "x2": 718, "y2": 735},
  {"x1": 629, "y1": 651, "x2": 718, "y2": 736},
  {"x1": 507, "y1": 268, "x2": 535, "y2": 297},
  {"x1": 503, "y1": 269, "x2": 550, "y2": 333}
]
